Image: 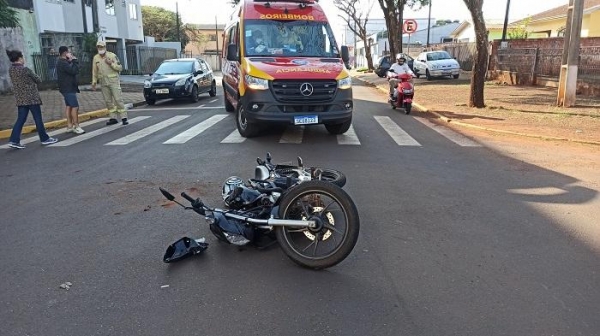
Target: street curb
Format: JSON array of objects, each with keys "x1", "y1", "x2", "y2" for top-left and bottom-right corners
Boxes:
[
  {"x1": 352, "y1": 75, "x2": 600, "y2": 146},
  {"x1": 0, "y1": 101, "x2": 146, "y2": 140}
]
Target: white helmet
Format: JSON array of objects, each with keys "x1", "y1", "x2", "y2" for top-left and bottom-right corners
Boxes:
[{"x1": 222, "y1": 176, "x2": 244, "y2": 200}]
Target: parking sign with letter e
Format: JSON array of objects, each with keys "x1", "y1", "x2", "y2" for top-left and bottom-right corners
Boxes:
[{"x1": 403, "y1": 19, "x2": 418, "y2": 34}]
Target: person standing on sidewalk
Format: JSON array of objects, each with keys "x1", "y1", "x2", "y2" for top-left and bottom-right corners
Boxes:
[
  {"x1": 91, "y1": 41, "x2": 128, "y2": 126},
  {"x1": 5, "y1": 49, "x2": 58, "y2": 149},
  {"x1": 56, "y1": 46, "x2": 85, "y2": 134}
]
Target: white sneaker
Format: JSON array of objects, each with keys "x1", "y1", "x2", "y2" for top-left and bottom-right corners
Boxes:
[
  {"x1": 73, "y1": 126, "x2": 85, "y2": 134},
  {"x1": 66, "y1": 126, "x2": 74, "y2": 133}
]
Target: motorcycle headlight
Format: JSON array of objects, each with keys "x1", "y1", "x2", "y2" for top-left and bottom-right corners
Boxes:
[
  {"x1": 175, "y1": 77, "x2": 188, "y2": 86},
  {"x1": 144, "y1": 80, "x2": 151, "y2": 88},
  {"x1": 338, "y1": 76, "x2": 352, "y2": 89},
  {"x1": 245, "y1": 75, "x2": 269, "y2": 90}
]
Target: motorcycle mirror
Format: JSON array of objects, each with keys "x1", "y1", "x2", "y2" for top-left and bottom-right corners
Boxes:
[
  {"x1": 257, "y1": 157, "x2": 264, "y2": 165},
  {"x1": 266, "y1": 152, "x2": 272, "y2": 163},
  {"x1": 159, "y1": 187, "x2": 176, "y2": 201},
  {"x1": 297, "y1": 156, "x2": 303, "y2": 167}
]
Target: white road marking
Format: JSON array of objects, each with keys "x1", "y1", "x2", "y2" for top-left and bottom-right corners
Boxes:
[
  {"x1": 337, "y1": 124, "x2": 361, "y2": 145},
  {"x1": 374, "y1": 116, "x2": 421, "y2": 146},
  {"x1": 1, "y1": 118, "x2": 108, "y2": 148},
  {"x1": 133, "y1": 106, "x2": 225, "y2": 111},
  {"x1": 279, "y1": 126, "x2": 305, "y2": 144},
  {"x1": 163, "y1": 114, "x2": 228, "y2": 144},
  {"x1": 105, "y1": 116, "x2": 189, "y2": 145},
  {"x1": 50, "y1": 117, "x2": 151, "y2": 147},
  {"x1": 414, "y1": 117, "x2": 481, "y2": 147},
  {"x1": 221, "y1": 129, "x2": 247, "y2": 143},
  {"x1": 210, "y1": 99, "x2": 218, "y2": 103}
]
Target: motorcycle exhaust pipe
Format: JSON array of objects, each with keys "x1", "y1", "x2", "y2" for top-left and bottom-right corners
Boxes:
[{"x1": 223, "y1": 212, "x2": 316, "y2": 228}]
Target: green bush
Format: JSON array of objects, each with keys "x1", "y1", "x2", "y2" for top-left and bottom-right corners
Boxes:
[{"x1": 0, "y1": 0, "x2": 19, "y2": 28}]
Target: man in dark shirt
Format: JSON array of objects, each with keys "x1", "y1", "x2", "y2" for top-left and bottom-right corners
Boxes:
[{"x1": 57, "y1": 46, "x2": 85, "y2": 134}]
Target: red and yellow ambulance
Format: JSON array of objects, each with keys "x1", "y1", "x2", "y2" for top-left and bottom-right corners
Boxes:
[{"x1": 222, "y1": 0, "x2": 352, "y2": 138}]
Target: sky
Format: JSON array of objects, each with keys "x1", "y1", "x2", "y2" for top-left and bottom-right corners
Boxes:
[{"x1": 140, "y1": 0, "x2": 571, "y2": 37}]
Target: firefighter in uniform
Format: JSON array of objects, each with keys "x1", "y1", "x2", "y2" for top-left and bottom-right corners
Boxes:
[{"x1": 91, "y1": 40, "x2": 128, "y2": 125}]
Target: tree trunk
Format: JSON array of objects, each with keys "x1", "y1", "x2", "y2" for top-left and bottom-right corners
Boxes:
[
  {"x1": 379, "y1": 0, "x2": 399, "y2": 56},
  {"x1": 466, "y1": 2, "x2": 488, "y2": 108},
  {"x1": 398, "y1": 3, "x2": 404, "y2": 54},
  {"x1": 365, "y1": 41, "x2": 374, "y2": 70}
]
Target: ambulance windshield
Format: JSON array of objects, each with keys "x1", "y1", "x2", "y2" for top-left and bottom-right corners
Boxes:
[{"x1": 244, "y1": 20, "x2": 340, "y2": 58}]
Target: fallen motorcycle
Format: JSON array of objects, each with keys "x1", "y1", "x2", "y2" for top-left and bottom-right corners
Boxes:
[
  {"x1": 160, "y1": 166, "x2": 360, "y2": 270},
  {"x1": 254, "y1": 152, "x2": 346, "y2": 188}
]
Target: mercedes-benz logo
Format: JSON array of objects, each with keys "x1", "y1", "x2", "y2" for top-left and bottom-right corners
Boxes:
[{"x1": 300, "y1": 83, "x2": 314, "y2": 97}]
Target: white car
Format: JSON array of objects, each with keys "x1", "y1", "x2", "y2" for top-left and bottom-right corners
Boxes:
[{"x1": 413, "y1": 51, "x2": 461, "y2": 80}]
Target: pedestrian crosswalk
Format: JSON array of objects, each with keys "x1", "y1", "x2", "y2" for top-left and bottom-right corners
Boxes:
[
  {"x1": 374, "y1": 116, "x2": 421, "y2": 146},
  {"x1": 2, "y1": 113, "x2": 482, "y2": 149}
]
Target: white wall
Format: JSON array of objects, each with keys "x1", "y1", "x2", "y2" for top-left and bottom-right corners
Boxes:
[
  {"x1": 33, "y1": 0, "x2": 142, "y2": 41},
  {"x1": 34, "y1": 0, "x2": 67, "y2": 32}
]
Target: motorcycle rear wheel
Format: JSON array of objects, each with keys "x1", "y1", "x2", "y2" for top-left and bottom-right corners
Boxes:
[{"x1": 276, "y1": 181, "x2": 360, "y2": 269}]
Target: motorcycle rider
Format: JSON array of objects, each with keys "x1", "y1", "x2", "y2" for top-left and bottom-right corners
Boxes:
[{"x1": 388, "y1": 54, "x2": 414, "y2": 100}]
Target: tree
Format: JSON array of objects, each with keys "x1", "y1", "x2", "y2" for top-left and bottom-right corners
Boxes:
[
  {"x1": 508, "y1": 16, "x2": 531, "y2": 39},
  {"x1": 141, "y1": 6, "x2": 190, "y2": 49},
  {"x1": 377, "y1": 0, "x2": 429, "y2": 57},
  {"x1": 334, "y1": 0, "x2": 376, "y2": 70},
  {"x1": 0, "y1": 0, "x2": 19, "y2": 28},
  {"x1": 186, "y1": 24, "x2": 210, "y2": 54},
  {"x1": 462, "y1": 0, "x2": 488, "y2": 108}
]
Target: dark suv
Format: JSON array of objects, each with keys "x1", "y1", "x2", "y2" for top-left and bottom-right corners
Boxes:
[
  {"x1": 374, "y1": 54, "x2": 415, "y2": 78},
  {"x1": 143, "y1": 58, "x2": 216, "y2": 105}
]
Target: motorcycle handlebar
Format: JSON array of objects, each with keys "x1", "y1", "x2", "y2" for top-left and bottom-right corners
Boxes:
[{"x1": 181, "y1": 192, "x2": 195, "y2": 203}]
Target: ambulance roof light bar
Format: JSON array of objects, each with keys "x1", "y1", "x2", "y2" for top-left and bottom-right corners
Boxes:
[{"x1": 253, "y1": 0, "x2": 317, "y2": 9}]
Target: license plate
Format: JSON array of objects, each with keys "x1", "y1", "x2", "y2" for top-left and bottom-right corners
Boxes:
[
  {"x1": 294, "y1": 115, "x2": 318, "y2": 125},
  {"x1": 155, "y1": 88, "x2": 169, "y2": 94}
]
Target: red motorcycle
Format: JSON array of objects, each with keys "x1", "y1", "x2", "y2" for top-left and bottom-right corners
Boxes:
[{"x1": 387, "y1": 71, "x2": 414, "y2": 114}]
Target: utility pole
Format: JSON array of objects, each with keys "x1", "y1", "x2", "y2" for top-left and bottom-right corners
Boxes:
[
  {"x1": 215, "y1": 15, "x2": 221, "y2": 70},
  {"x1": 426, "y1": 0, "x2": 432, "y2": 47},
  {"x1": 561, "y1": 0, "x2": 574, "y2": 65},
  {"x1": 501, "y1": 0, "x2": 511, "y2": 41},
  {"x1": 557, "y1": 0, "x2": 584, "y2": 107},
  {"x1": 91, "y1": 0, "x2": 99, "y2": 33},
  {"x1": 81, "y1": 0, "x2": 88, "y2": 34}
]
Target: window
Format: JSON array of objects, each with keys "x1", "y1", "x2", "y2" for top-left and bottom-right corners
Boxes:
[
  {"x1": 106, "y1": 0, "x2": 115, "y2": 16},
  {"x1": 154, "y1": 61, "x2": 194, "y2": 75},
  {"x1": 63, "y1": 0, "x2": 75, "y2": 3},
  {"x1": 209, "y1": 34, "x2": 217, "y2": 41},
  {"x1": 243, "y1": 19, "x2": 339, "y2": 57},
  {"x1": 129, "y1": 3, "x2": 137, "y2": 20}
]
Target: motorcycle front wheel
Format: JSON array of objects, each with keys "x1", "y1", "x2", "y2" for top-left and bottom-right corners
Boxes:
[
  {"x1": 404, "y1": 102, "x2": 412, "y2": 115},
  {"x1": 276, "y1": 180, "x2": 360, "y2": 269}
]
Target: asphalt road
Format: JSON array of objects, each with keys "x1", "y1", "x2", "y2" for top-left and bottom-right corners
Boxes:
[{"x1": 1, "y1": 80, "x2": 599, "y2": 336}]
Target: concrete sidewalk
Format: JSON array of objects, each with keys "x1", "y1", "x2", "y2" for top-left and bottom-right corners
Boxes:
[{"x1": 0, "y1": 79, "x2": 145, "y2": 139}]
